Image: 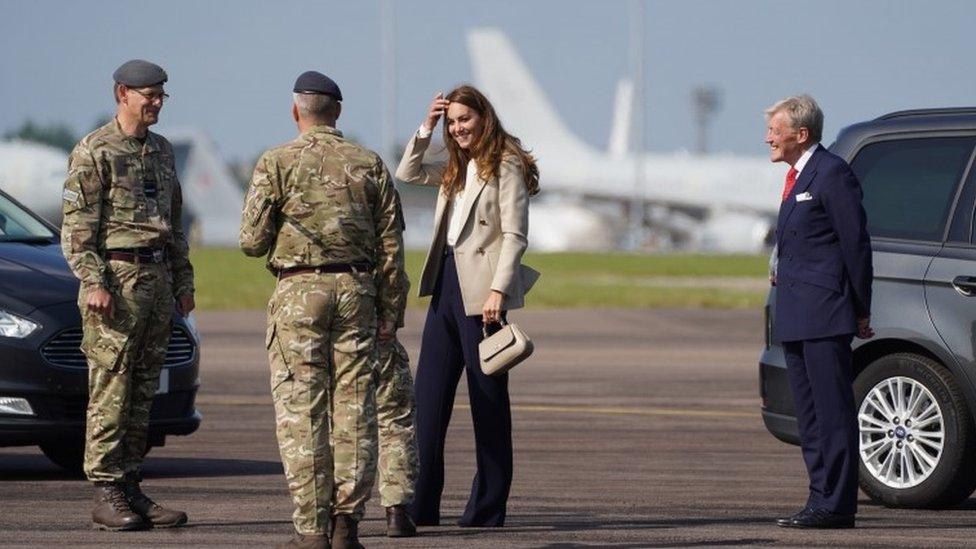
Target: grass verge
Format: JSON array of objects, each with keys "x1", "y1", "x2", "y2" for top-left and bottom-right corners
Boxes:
[{"x1": 190, "y1": 249, "x2": 769, "y2": 310}]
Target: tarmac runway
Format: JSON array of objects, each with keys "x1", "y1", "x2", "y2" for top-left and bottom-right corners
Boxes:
[{"x1": 3, "y1": 308, "x2": 976, "y2": 547}]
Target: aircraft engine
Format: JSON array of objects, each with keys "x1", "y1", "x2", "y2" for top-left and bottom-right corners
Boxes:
[
  {"x1": 697, "y1": 211, "x2": 773, "y2": 254},
  {"x1": 530, "y1": 199, "x2": 618, "y2": 252}
]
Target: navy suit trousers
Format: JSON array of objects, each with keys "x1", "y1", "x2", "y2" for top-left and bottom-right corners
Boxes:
[
  {"x1": 408, "y1": 251, "x2": 513, "y2": 527},
  {"x1": 783, "y1": 334, "x2": 859, "y2": 515}
]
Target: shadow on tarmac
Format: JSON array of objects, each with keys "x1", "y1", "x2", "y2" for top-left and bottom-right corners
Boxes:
[
  {"x1": 537, "y1": 542, "x2": 776, "y2": 548},
  {"x1": 0, "y1": 453, "x2": 79, "y2": 480},
  {"x1": 539, "y1": 538, "x2": 777, "y2": 549},
  {"x1": 415, "y1": 514, "x2": 781, "y2": 543},
  {"x1": 0, "y1": 453, "x2": 282, "y2": 480},
  {"x1": 141, "y1": 456, "x2": 284, "y2": 478}
]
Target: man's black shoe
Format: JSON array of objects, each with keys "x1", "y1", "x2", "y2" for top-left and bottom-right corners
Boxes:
[
  {"x1": 775, "y1": 507, "x2": 811, "y2": 527},
  {"x1": 780, "y1": 508, "x2": 854, "y2": 529}
]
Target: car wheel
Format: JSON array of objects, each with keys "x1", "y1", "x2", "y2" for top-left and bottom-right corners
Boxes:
[
  {"x1": 39, "y1": 442, "x2": 154, "y2": 473},
  {"x1": 855, "y1": 352, "x2": 976, "y2": 508},
  {"x1": 39, "y1": 441, "x2": 84, "y2": 473}
]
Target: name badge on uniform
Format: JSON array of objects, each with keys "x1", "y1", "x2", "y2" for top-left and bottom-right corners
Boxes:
[
  {"x1": 796, "y1": 192, "x2": 813, "y2": 202},
  {"x1": 62, "y1": 188, "x2": 80, "y2": 204}
]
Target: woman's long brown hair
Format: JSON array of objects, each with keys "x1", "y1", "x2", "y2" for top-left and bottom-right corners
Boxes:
[{"x1": 441, "y1": 85, "x2": 540, "y2": 198}]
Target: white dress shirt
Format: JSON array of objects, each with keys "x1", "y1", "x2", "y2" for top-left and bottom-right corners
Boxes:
[{"x1": 793, "y1": 142, "x2": 818, "y2": 177}]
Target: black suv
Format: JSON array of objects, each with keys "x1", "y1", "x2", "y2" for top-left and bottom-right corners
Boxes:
[
  {"x1": 761, "y1": 108, "x2": 976, "y2": 508},
  {"x1": 0, "y1": 189, "x2": 201, "y2": 471}
]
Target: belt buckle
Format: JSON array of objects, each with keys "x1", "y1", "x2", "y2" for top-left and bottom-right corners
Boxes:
[{"x1": 152, "y1": 249, "x2": 164, "y2": 263}]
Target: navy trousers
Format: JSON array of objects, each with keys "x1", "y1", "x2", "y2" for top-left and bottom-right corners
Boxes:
[
  {"x1": 408, "y1": 251, "x2": 513, "y2": 527},
  {"x1": 782, "y1": 334, "x2": 859, "y2": 515}
]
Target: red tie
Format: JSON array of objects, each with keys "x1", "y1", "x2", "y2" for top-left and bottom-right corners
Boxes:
[{"x1": 781, "y1": 167, "x2": 798, "y2": 202}]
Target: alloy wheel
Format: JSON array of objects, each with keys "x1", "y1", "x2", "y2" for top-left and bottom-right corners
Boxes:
[{"x1": 859, "y1": 376, "x2": 945, "y2": 489}]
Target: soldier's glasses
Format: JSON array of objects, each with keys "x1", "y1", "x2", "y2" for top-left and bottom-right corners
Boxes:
[{"x1": 130, "y1": 89, "x2": 170, "y2": 103}]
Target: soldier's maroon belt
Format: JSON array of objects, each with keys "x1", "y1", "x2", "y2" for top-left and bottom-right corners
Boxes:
[
  {"x1": 106, "y1": 248, "x2": 166, "y2": 264},
  {"x1": 278, "y1": 263, "x2": 373, "y2": 279}
]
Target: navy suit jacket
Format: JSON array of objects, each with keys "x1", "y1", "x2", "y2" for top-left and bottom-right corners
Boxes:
[{"x1": 773, "y1": 144, "x2": 873, "y2": 343}]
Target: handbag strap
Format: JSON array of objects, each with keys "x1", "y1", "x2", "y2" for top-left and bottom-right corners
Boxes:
[{"x1": 481, "y1": 317, "x2": 509, "y2": 339}]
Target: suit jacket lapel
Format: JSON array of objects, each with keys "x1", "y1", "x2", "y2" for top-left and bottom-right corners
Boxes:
[
  {"x1": 777, "y1": 145, "x2": 824, "y2": 244},
  {"x1": 432, "y1": 191, "x2": 447, "y2": 233},
  {"x1": 457, "y1": 171, "x2": 488, "y2": 236}
]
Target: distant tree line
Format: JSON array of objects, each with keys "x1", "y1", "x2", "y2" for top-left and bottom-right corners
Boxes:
[{"x1": 3, "y1": 116, "x2": 112, "y2": 153}]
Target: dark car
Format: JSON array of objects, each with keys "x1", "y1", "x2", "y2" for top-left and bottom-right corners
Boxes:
[
  {"x1": 0, "y1": 189, "x2": 200, "y2": 471},
  {"x1": 761, "y1": 107, "x2": 976, "y2": 508}
]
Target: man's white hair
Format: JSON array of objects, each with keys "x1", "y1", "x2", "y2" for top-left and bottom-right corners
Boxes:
[
  {"x1": 293, "y1": 93, "x2": 339, "y2": 119},
  {"x1": 765, "y1": 94, "x2": 824, "y2": 143}
]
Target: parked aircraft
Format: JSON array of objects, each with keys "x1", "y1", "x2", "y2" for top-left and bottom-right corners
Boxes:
[
  {"x1": 0, "y1": 131, "x2": 244, "y2": 247},
  {"x1": 467, "y1": 28, "x2": 785, "y2": 252}
]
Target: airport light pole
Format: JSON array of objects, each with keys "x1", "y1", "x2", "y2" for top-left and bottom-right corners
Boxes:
[
  {"x1": 627, "y1": 0, "x2": 646, "y2": 250},
  {"x1": 693, "y1": 86, "x2": 722, "y2": 155}
]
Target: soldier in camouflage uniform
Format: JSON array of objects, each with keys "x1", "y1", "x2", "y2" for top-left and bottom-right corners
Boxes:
[
  {"x1": 61, "y1": 60, "x2": 194, "y2": 531},
  {"x1": 375, "y1": 271, "x2": 418, "y2": 538},
  {"x1": 239, "y1": 71, "x2": 406, "y2": 549}
]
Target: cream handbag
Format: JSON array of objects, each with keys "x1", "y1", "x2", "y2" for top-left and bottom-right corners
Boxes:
[{"x1": 479, "y1": 319, "x2": 534, "y2": 376}]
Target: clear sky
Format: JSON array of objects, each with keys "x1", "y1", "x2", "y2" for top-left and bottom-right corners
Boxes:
[{"x1": 1, "y1": 0, "x2": 973, "y2": 164}]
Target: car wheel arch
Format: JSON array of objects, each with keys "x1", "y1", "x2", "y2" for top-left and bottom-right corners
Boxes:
[{"x1": 854, "y1": 337, "x2": 976, "y2": 426}]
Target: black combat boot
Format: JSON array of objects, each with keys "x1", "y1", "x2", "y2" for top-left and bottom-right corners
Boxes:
[
  {"x1": 91, "y1": 482, "x2": 148, "y2": 531},
  {"x1": 122, "y1": 481, "x2": 188, "y2": 528},
  {"x1": 331, "y1": 514, "x2": 364, "y2": 549},
  {"x1": 277, "y1": 533, "x2": 329, "y2": 549},
  {"x1": 386, "y1": 505, "x2": 417, "y2": 537}
]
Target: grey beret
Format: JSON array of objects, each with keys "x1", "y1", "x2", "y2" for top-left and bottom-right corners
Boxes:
[
  {"x1": 293, "y1": 71, "x2": 342, "y2": 100},
  {"x1": 113, "y1": 59, "x2": 168, "y2": 87}
]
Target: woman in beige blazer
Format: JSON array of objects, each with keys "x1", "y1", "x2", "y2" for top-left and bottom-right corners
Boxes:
[{"x1": 395, "y1": 85, "x2": 539, "y2": 528}]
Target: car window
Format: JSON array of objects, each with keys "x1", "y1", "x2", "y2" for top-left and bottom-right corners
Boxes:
[
  {"x1": 0, "y1": 193, "x2": 56, "y2": 241},
  {"x1": 850, "y1": 136, "x2": 976, "y2": 242},
  {"x1": 948, "y1": 168, "x2": 976, "y2": 244}
]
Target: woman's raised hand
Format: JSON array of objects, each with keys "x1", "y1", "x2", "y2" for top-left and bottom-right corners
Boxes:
[{"x1": 423, "y1": 92, "x2": 451, "y2": 132}]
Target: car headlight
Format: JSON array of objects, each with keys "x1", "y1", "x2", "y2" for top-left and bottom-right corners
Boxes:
[
  {"x1": 0, "y1": 397, "x2": 34, "y2": 416},
  {"x1": 0, "y1": 309, "x2": 39, "y2": 339},
  {"x1": 183, "y1": 312, "x2": 201, "y2": 343}
]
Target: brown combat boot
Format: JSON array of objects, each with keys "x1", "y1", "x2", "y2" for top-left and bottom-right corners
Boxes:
[
  {"x1": 91, "y1": 482, "x2": 148, "y2": 531},
  {"x1": 331, "y1": 514, "x2": 364, "y2": 549},
  {"x1": 386, "y1": 505, "x2": 417, "y2": 537},
  {"x1": 122, "y1": 482, "x2": 188, "y2": 528},
  {"x1": 276, "y1": 533, "x2": 329, "y2": 549}
]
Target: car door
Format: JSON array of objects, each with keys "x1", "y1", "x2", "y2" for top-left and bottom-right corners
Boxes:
[
  {"x1": 925, "y1": 141, "x2": 976, "y2": 395},
  {"x1": 846, "y1": 135, "x2": 976, "y2": 350}
]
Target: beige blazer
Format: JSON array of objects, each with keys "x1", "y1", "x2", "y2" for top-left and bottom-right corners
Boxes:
[{"x1": 395, "y1": 133, "x2": 540, "y2": 316}]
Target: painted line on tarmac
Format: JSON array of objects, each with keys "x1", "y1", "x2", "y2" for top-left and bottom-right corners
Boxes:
[
  {"x1": 500, "y1": 404, "x2": 753, "y2": 418},
  {"x1": 510, "y1": 404, "x2": 758, "y2": 417},
  {"x1": 197, "y1": 395, "x2": 754, "y2": 418}
]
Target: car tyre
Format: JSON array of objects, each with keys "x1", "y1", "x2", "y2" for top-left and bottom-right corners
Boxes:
[
  {"x1": 39, "y1": 441, "x2": 84, "y2": 474},
  {"x1": 39, "y1": 441, "x2": 153, "y2": 473},
  {"x1": 855, "y1": 352, "x2": 976, "y2": 508}
]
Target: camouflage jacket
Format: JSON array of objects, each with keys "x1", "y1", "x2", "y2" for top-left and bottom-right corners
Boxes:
[
  {"x1": 239, "y1": 125, "x2": 406, "y2": 325},
  {"x1": 60, "y1": 119, "x2": 194, "y2": 297}
]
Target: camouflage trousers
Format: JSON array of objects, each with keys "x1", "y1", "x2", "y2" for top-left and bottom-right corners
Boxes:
[
  {"x1": 81, "y1": 260, "x2": 173, "y2": 483},
  {"x1": 375, "y1": 338, "x2": 418, "y2": 507},
  {"x1": 267, "y1": 272, "x2": 379, "y2": 535}
]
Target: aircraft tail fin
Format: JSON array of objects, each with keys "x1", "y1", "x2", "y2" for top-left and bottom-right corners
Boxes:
[
  {"x1": 608, "y1": 78, "x2": 633, "y2": 158},
  {"x1": 466, "y1": 28, "x2": 594, "y2": 161}
]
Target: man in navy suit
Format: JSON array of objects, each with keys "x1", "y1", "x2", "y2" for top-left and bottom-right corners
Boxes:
[{"x1": 766, "y1": 95, "x2": 873, "y2": 529}]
